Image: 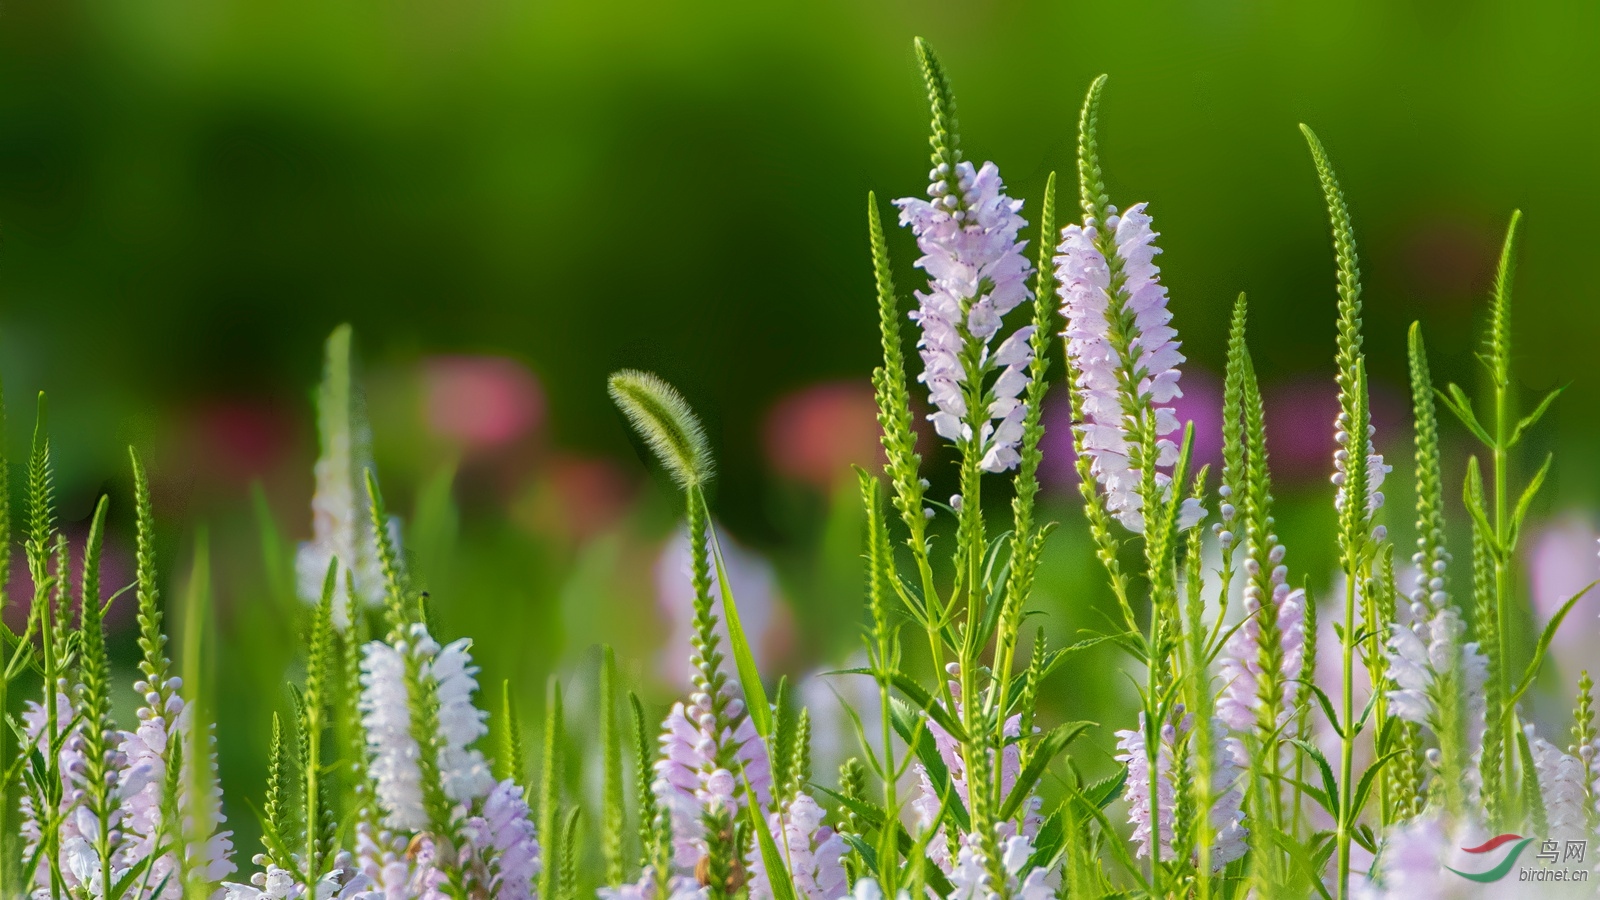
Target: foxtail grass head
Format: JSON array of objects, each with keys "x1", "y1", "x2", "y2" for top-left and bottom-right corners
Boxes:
[{"x1": 609, "y1": 369, "x2": 715, "y2": 491}]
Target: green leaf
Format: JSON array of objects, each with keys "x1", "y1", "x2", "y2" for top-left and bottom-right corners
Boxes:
[
  {"x1": 998, "y1": 721, "x2": 1093, "y2": 820},
  {"x1": 841, "y1": 834, "x2": 880, "y2": 879},
  {"x1": 1302, "y1": 682, "x2": 1344, "y2": 740},
  {"x1": 1507, "y1": 453, "x2": 1552, "y2": 550},
  {"x1": 1461, "y1": 458, "x2": 1499, "y2": 556},
  {"x1": 1267, "y1": 830, "x2": 1335, "y2": 900},
  {"x1": 887, "y1": 698, "x2": 970, "y2": 832},
  {"x1": 1068, "y1": 782, "x2": 1148, "y2": 890},
  {"x1": 1349, "y1": 749, "x2": 1405, "y2": 821},
  {"x1": 878, "y1": 670, "x2": 967, "y2": 744},
  {"x1": 709, "y1": 519, "x2": 771, "y2": 741},
  {"x1": 1505, "y1": 581, "x2": 1597, "y2": 716},
  {"x1": 1438, "y1": 384, "x2": 1494, "y2": 448},
  {"x1": 1084, "y1": 765, "x2": 1128, "y2": 810},
  {"x1": 745, "y1": 775, "x2": 800, "y2": 896},
  {"x1": 1289, "y1": 738, "x2": 1340, "y2": 816},
  {"x1": 1507, "y1": 387, "x2": 1564, "y2": 448}
]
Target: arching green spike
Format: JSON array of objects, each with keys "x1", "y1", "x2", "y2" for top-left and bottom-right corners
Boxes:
[
  {"x1": 913, "y1": 37, "x2": 962, "y2": 193},
  {"x1": 1077, "y1": 75, "x2": 1110, "y2": 223},
  {"x1": 1408, "y1": 322, "x2": 1447, "y2": 611},
  {"x1": 364, "y1": 469, "x2": 409, "y2": 635},
  {"x1": 1299, "y1": 125, "x2": 1366, "y2": 403},
  {"x1": 130, "y1": 446, "x2": 172, "y2": 690},
  {"x1": 1482, "y1": 210, "x2": 1522, "y2": 387},
  {"x1": 27, "y1": 392, "x2": 54, "y2": 552}
]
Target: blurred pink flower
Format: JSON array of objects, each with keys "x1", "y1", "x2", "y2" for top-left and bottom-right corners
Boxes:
[
  {"x1": 654, "y1": 522, "x2": 791, "y2": 691},
  {"x1": 763, "y1": 381, "x2": 884, "y2": 489},
  {"x1": 421, "y1": 356, "x2": 543, "y2": 450},
  {"x1": 514, "y1": 454, "x2": 637, "y2": 544},
  {"x1": 1041, "y1": 370, "x2": 1222, "y2": 491},
  {"x1": 1526, "y1": 515, "x2": 1600, "y2": 684}
]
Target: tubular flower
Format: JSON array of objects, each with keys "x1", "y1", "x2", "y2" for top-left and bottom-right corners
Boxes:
[
  {"x1": 1216, "y1": 570, "x2": 1307, "y2": 735},
  {"x1": 221, "y1": 852, "x2": 377, "y2": 899},
  {"x1": 1332, "y1": 420, "x2": 1391, "y2": 520},
  {"x1": 1385, "y1": 606, "x2": 1489, "y2": 753},
  {"x1": 598, "y1": 867, "x2": 709, "y2": 900},
  {"x1": 1531, "y1": 729, "x2": 1589, "y2": 839},
  {"x1": 360, "y1": 624, "x2": 496, "y2": 835},
  {"x1": 429, "y1": 636, "x2": 495, "y2": 805},
  {"x1": 359, "y1": 640, "x2": 428, "y2": 832},
  {"x1": 910, "y1": 675, "x2": 1042, "y2": 873},
  {"x1": 1114, "y1": 713, "x2": 1247, "y2": 868},
  {"x1": 465, "y1": 778, "x2": 542, "y2": 900},
  {"x1": 748, "y1": 793, "x2": 848, "y2": 900},
  {"x1": 653, "y1": 687, "x2": 772, "y2": 870},
  {"x1": 894, "y1": 160, "x2": 1035, "y2": 473},
  {"x1": 947, "y1": 833, "x2": 1059, "y2": 900},
  {"x1": 18, "y1": 692, "x2": 93, "y2": 895},
  {"x1": 1057, "y1": 203, "x2": 1204, "y2": 533},
  {"x1": 116, "y1": 678, "x2": 236, "y2": 897}
]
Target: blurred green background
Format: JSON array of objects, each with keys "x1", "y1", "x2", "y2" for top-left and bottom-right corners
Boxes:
[{"x1": 3, "y1": 0, "x2": 1597, "y2": 865}]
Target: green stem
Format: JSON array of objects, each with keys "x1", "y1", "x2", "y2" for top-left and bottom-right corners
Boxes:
[
  {"x1": 1336, "y1": 566, "x2": 1358, "y2": 900},
  {"x1": 1492, "y1": 380, "x2": 1512, "y2": 816}
]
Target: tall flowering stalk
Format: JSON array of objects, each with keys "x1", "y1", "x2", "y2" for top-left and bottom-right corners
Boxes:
[
  {"x1": 1059, "y1": 75, "x2": 1204, "y2": 898},
  {"x1": 1200, "y1": 297, "x2": 1314, "y2": 897},
  {"x1": 1380, "y1": 324, "x2": 1486, "y2": 821},
  {"x1": 297, "y1": 324, "x2": 402, "y2": 630},
  {"x1": 1301, "y1": 126, "x2": 1393, "y2": 900},
  {"x1": 870, "y1": 40, "x2": 1070, "y2": 894},
  {"x1": 610, "y1": 370, "x2": 778, "y2": 900},
  {"x1": 1432, "y1": 210, "x2": 1580, "y2": 830}
]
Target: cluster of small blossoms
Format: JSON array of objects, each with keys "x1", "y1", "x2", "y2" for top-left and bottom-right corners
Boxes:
[
  {"x1": 225, "y1": 852, "x2": 376, "y2": 899},
  {"x1": 653, "y1": 685, "x2": 772, "y2": 869},
  {"x1": 1385, "y1": 606, "x2": 1489, "y2": 752},
  {"x1": 947, "y1": 834, "x2": 1057, "y2": 900},
  {"x1": 124, "y1": 675, "x2": 237, "y2": 897},
  {"x1": 1057, "y1": 203, "x2": 1203, "y2": 533},
  {"x1": 21, "y1": 679, "x2": 236, "y2": 898},
  {"x1": 340, "y1": 622, "x2": 537, "y2": 898},
  {"x1": 1216, "y1": 540, "x2": 1308, "y2": 736},
  {"x1": 598, "y1": 866, "x2": 707, "y2": 900},
  {"x1": 1530, "y1": 726, "x2": 1589, "y2": 840},
  {"x1": 18, "y1": 693, "x2": 93, "y2": 895},
  {"x1": 747, "y1": 793, "x2": 848, "y2": 900},
  {"x1": 1114, "y1": 711, "x2": 1248, "y2": 869},
  {"x1": 1331, "y1": 414, "x2": 1391, "y2": 529},
  {"x1": 895, "y1": 159, "x2": 1035, "y2": 473},
  {"x1": 910, "y1": 668, "x2": 1043, "y2": 874}
]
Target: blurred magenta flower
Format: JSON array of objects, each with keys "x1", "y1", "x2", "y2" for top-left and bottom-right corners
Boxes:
[
  {"x1": 421, "y1": 355, "x2": 544, "y2": 451},
  {"x1": 1040, "y1": 370, "x2": 1222, "y2": 492},
  {"x1": 763, "y1": 380, "x2": 883, "y2": 489},
  {"x1": 3, "y1": 532, "x2": 135, "y2": 633},
  {"x1": 1262, "y1": 376, "x2": 1404, "y2": 484},
  {"x1": 654, "y1": 522, "x2": 790, "y2": 691}
]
